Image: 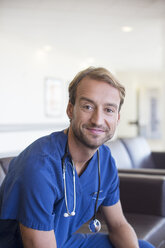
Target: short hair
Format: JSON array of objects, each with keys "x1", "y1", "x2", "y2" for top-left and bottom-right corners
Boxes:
[{"x1": 68, "y1": 67, "x2": 125, "y2": 111}]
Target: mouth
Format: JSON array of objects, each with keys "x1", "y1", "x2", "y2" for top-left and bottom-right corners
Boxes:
[{"x1": 86, "y1": 127, "x2": 105, "y2": 135}]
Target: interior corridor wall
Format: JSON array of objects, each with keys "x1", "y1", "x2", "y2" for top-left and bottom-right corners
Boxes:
[{"x1": 0, "y1": 0, "x2": 165, "y2": 155}]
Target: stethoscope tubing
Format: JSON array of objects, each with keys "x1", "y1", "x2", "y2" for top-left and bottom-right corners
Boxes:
[
  {"x1": 62, "y1": 143, "x2": 101, "y2": 220},
  {"x1": 93, "y1": 149, "x2": 100, "y2": 221},
  {"x1": 62, "y1": 152, "x2": 76, "y2": 217}
]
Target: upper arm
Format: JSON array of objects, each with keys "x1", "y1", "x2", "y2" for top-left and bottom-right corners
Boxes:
[
  {"x1": 20, "y1": 223, "x2": 57, "y2": 248},
  {"x1": 9, "y1": 155, "x2": 58, "y2": 231},
  {"x1": 100, "y1": 200, "x2": 128, "y2": 231}
]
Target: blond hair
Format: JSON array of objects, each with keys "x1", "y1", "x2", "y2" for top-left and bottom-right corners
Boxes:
[{"x1": 68, "y1": 67, "x2": 125, "y2": 111}]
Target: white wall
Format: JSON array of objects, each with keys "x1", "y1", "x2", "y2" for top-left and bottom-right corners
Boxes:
[{"x1": 0, "y1": 0, "x2": 165, "y2": 155}]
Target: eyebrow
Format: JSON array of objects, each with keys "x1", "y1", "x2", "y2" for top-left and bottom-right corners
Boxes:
[
  {"x1": 79, "y1": 97, "x2": 95, "y2": 104},
  {"x1": 79, "y1": 97, "x2": 119, "y2": 110}
]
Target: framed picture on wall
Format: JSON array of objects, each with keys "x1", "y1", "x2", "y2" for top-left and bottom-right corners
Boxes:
[
  {"x1": 147, "y1": 89, "x2": 161, "y2": 139},
  {"x1": 139, "y1": 88, "x2": 161, "y2": 139},
  {"x1": 44, "y1": 78, "x2": 64, "y2": 117}
]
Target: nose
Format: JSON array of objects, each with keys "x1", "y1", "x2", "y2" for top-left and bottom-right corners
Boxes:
[{"x1": 90, "y1": 108, "x2": 104, "y2": 126}]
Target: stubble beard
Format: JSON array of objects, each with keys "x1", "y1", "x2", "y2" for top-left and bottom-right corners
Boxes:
[{"x1": 71, "y1": 123, "x2": 114, "y2": 150}]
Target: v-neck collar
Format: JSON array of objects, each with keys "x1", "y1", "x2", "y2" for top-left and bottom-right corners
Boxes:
[
  {"x1": 75, "y1": 151, "x2": 98, "y2": 187},
  {"x1": 60, "y1": 130, "x2": 99, "y2": 190}
]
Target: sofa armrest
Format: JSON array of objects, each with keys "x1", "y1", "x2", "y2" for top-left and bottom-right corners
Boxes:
[
  {"x1": 0, "y1": 165, "x2": 6, "y2": 185},
  {"x1": 119, "y1": 173, "x2": 165, "y2": 217},
  {"x1": 118, "y1": 168, "x2": 165, "y2": 176},
  {"x1": 152, "y1": 152, "x2": 165, "y2": 169},
  {"x1": 0, "y1": 157, "x2": 14, "y2": 174}
]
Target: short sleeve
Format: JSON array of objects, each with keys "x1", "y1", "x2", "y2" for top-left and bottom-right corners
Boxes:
[
  {"x1": 101, "y1": 155, "x2": 120, "y2": 206},
  {"x1": 1, "y1": 154, "x2": 57, "y2": 231}
]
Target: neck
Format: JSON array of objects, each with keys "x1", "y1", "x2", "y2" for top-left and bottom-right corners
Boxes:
[{"x1": 65, "y1": 128, "x2": 97, "y2": 176}]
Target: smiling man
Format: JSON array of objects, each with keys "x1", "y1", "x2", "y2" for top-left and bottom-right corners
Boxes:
[
  {"x1": 67, "y1": 77, "x2": 120, "y2": 149},
  {"x1": 0, "y1": 67, "x2": 155, "y2": 248}
]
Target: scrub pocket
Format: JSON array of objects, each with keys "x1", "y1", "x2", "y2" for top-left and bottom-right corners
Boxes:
[{"x1": 77, "y1": 189, "x2": 106, "y2": 227}]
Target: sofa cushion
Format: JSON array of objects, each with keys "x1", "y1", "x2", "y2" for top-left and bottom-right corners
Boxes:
[
  {"x1": 0, "y1": 157, "x2": 14, "y2": 174},
  {"x1": 119, "y1": 173, "x2": 165, "y2": 217},
  {"x1": 120, "y1": 137, "x2": 155, "y2": 169},
  {"x1": 0, "y1": 157, "x2": 14, "y2": 186},
  {"x1": 106, "y1": 139, "x2": 132, "y2": 169},
  {"x1": 0, "y1": 165, "x2": 6, "y2": 185},
  {"x1": 125, "y1": 213, "x2": 165, "y2": 248}
]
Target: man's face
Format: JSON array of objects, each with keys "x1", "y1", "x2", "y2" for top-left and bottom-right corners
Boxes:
[{"x1": 67, "y1": 77, "x2": 121, "y2": 150}]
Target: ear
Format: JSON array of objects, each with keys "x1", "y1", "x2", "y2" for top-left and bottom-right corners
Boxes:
[
  {"x1": 117, "y1": 112, "x2": 120, "y2": 125},
  {"x1": 66, "y1": 101, "x2": 73, "y2": 120}
]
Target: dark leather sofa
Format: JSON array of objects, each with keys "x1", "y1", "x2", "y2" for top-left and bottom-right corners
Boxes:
[
  {"x1": 0, "y1": 157, "x2": 13, "y2": 185},
  {"x1": 0, "y1": 136, "x2": 165, "y2": 247},
  {"x1": 79, "y1": 137, "x2": 165, "y2": 248},
  {"x1": 107, "y1": 136, "x2": 165, "y2": 175}
]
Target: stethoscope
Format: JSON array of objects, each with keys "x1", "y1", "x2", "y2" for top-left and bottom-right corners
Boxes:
[{"x1": 62, "y1": 141, "x2": 101, "y2": 233}]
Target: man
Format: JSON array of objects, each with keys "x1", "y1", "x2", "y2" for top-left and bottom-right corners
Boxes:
[{"x1": 0, "y1": 67, "x2": 154, "y2": 248}]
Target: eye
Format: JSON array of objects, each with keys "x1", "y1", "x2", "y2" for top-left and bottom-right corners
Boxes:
[
  {"x1": 105, "y1": 108, "x2": 116, "y2": 114},
  {"x1": 84, "y1": 105, "x2": 93, "y2": 110},
  {"x1": 106, "y1": 108, "x2": 113, "y2": 113},
  {"x1": 81, "y1": 104, "x2": 94, "y2": 112},
  {"x1": 85, "y1": 105, "x2": 92, "y2": 109}
]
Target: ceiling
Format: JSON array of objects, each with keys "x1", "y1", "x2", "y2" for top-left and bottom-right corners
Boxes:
[{"x1": 0, "y1": 0, "x2": 165, "y2": 71}]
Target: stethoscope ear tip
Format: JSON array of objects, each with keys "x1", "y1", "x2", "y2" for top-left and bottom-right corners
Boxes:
[
  {"x1": 64, "y1": 211, "x2": 76, "y2": 217},
  {"x1": 64, "y1": 213, "x2": 69, "y2": 217}
]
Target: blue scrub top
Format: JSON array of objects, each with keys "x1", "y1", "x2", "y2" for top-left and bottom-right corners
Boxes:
[{"x1": 0, "y1": 131, "x2": 119, "y2": 248}]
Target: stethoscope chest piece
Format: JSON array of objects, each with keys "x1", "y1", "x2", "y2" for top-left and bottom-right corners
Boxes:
[{"x1": 89, "y1": 218, "x2": 101, "y2": 233}]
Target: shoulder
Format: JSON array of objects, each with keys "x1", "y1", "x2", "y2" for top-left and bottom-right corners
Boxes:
[
  {"x1": 99, "y1": 143, "x2": 117, "y2": 174},
  {"x1": 99, "y1": 143, "x2": 113, "y2": 162},
  {"x1": 8, "y1": 131, "x2": 67, "y2": 186},
  {"x1": 24, "y1": 130, "x2": 67, "y2": 157},
  {"x1": 99, "y1": 143, "x2": 120, "y2": 205},
  {"x1": 14, "y1": 130, "x2": 67, "y2": 166}
]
